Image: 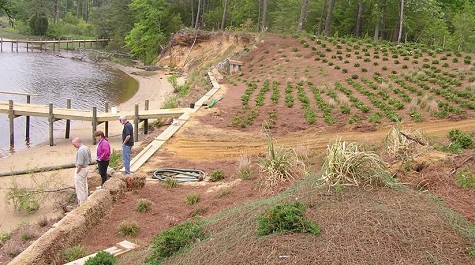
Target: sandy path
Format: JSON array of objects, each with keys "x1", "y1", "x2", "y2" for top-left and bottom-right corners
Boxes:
[{"x1": 0, "y1": 64, "x2": 174, "y2": 232}]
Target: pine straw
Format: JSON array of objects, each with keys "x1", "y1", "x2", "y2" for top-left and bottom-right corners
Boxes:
[{"x1": 160, "y1": 179, "x2": 474, "y2": 265}]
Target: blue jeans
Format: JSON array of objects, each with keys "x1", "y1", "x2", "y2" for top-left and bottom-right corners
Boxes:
[{"x1": 122, "y1": 144, "x2": 132, "y2": 174}]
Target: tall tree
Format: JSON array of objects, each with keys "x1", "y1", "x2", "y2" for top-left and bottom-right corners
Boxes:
[
  {"x1": 261, "y1": 0, "x2": 268, "y2": 31},
  {"x1": 397, "y1": 0, "x2": 404, "y2": 42},
  {"x1": 316, "y1": 0, "x2": 327, "y2": 34},
  {"x1": 297, "y1": 0, "x2": 309, "y2": 32},
  {"x1": 220, "y1": 0, "x2": 229, "y2": 30},
  {"x1": 355, "y1": 1, "x2": 365, "y2": 36},
  {"x1": 194, "y1": 0, "x2": 202, "y2": 28},
  {"x1": 0, "y1": 0, "x2": 13, "y2": 25},
  {"x1": 324, "y1": 0, "x2": 335, "y2": 35}
]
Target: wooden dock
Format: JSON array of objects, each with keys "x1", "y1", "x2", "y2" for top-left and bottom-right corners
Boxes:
[
  {"x1": 0, "y1": 38, "x2": 110, "y2": 52},
  {"x1": 0, "y1": 99, "x2": 188, "y2": 149}
]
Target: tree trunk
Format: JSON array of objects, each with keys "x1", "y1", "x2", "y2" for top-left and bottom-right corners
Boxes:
[
  {"x1": 397, "y1": 0, "x2": 404, "y2": 43},
  {"x1": 297, "y1": 0, "x2": 309, "y2": 33},
  {"x1": 221, "y1": 0, "x2": 229, "y2": 30},
  {"x1": 194, "y1": 0, "x2": 202, "y2": 29},
  {"x1": 355, "y1": 1, "x2": 365, "y2": 37},
  {"x1": 261, "y1": 0, "x2": 268, "y2": 31},
  {"x1": 316, "y1": 0, "x2": 327, "y2": 34},
  {"x1": 324, "y1": 0, "x2": 336, "y2": 36}
]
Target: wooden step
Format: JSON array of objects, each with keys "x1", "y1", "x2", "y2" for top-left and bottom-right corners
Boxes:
[{"x1": 64, "y1": 240, "x2": 139, "y2": 265}]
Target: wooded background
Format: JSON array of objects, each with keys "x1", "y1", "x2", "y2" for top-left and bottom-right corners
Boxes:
[{"x1": 1, "y1": 0, "x2": 474, "y2": 64}]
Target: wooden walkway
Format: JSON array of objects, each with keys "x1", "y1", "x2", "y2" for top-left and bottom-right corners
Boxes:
[
  {"x1": 0, "y1": 38, "x2": 109, "y2": 52},
  {"x1": 0, "y1": 99, "x2": 188, "y2": 148}
]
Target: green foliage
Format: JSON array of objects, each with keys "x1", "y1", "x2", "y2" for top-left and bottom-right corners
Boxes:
[
  {"x1": 147, "y1": 220, "x2": 207, "y2": 264},
  {"x1": 455, "y1": 169, "x2": 475, "y2": 188},
  {"x1": 6, "y1": 185, "x2": 40, "y2": 214},
  {"x1": 84, "y1": 251, "x2": 117, "y2": 265},
  {"x1": 447, "y1": 129, "x2": 473, "y2": 148},
  {"x1": 185, "y1": 192, "x2": 201, "y2": 205},
  {"x1": 0, "y1": 232, "x2": 11, "y2": 244},
  {"x1": 215, "y1": 187, "x2": 233, "y2": 199},
  {"x1": 109, "y1": 149, "x2": 121, "y2": 169},
  {"x1": 62, "y1": 245, "x2": 88, "y2": 263},
  {"x1": 208, "y1": 170, "x2": 225, "y2": 182},
  {"x1": 29, "y1": 13, "x2": 48, "y2": 36},
  {"x1": 257, "y1": 201, "x2": 320, "y2": 236},
  {"x1": 162, "y1": 95, "x2": 179, "y2": 109},
  {"x1": 117, "y1": 220, "x2": 140, "y2": 237},
  {"x1": 136, "y1": 199, "x2": 153, "y2": 213}
]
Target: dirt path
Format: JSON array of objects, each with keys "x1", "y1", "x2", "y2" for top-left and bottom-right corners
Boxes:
[{"x1": 144, "y1": 118, "x2": 474, "y2": 165}]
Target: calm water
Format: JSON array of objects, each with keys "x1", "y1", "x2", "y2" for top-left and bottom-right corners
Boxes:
[{"x1": 0, "y1": 50, "x2": 138, "y2": 156}]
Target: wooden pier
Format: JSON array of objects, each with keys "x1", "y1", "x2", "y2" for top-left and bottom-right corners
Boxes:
[
  {"x1": 0, "y1": 38, "x2": 110, "y2": 52},
  {"x1": 0, "y1": 98, "x2": 188, "y2": 149}
]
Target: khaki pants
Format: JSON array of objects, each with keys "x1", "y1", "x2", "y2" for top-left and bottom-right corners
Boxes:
[{"x1": 74, "y1": 167, "x2": 89, "y2": 205}]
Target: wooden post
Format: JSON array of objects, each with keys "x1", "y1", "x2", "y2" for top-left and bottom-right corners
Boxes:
[
  {"x1": 144, "y1": 100, "x2": 149, "y2": 134},
  {"x1": 26, "y1": 41, "x2": 29, "y2": 52},
  {"x1": 58, "y1": 39, "x2": 60, "y2": 52},
  {"x1": 134, "y1": 104, "x2": 139, "y2": 141},
  {"x1": 104, "y1": 102, "x2": 109, "y2": 137},
  {"x1": 15, "y1": 40, "x2": 18, "y2": 52},
  {"x1": 92, "y1": 107, "x2": 97, "y2": 144},
  {"x1": 65, "y1": 99, "x2": 71, "y2": 139},
  {"x1": 1, "y1": 38, "x2": 3, "y2": 52},
  {"x1": 25, "y1": 95, "x2": 31, "y2": 144},
  {"x1": 49, "y1": 103, "x2": 54, "y2": 146},
  {"x1": 8, "y1": 100, "x2": 14, "y2": 150},
  {"x1": 11, "y1": 40, "x2": 13, "y2": 52},
  {"x1": 66, "y1": 40, "x2": 69, "y2": 50}
]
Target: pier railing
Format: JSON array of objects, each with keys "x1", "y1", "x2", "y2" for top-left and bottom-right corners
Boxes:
[{"x1": 0, "y1": 38, "x2": 110, "y2": 52}]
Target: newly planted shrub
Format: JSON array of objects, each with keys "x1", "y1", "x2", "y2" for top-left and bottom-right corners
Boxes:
[
  {"x1": 257, "y1": 201, "x2": 320, "y2": 236},
  {"x1": 117, "y1": 220, "x2": 140, "y2": 237},
  {"x1": 208, "y1": 170, "x2": 225, "y2": 182},
  {"x1": 185, "y1": 192, "x2": 201, "y2": 205},
  {"x1": 163, "y1": 177, "x2": 179, "y2": 188},
  {"x1": 136, "y1": 199, "x2": 152, "y2": 213},
  {"x1": 147, "y1": 220, "x2": 206, "y2": 263},
  {"x1": 62, "y1": 245, "x2": 87, "y2": 263},
  {"x1": 84, "y1": 251, "x2": 116, "y2": 265}
]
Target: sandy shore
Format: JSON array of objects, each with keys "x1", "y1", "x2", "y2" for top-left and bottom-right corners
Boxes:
[{"x1": 0, "y1": 63, "x2": 174, "y2": 232}]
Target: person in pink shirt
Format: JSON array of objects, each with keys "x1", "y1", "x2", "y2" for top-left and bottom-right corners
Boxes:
[{"x1": 94, "y1": 130, "x2": 111, "y2": 187}]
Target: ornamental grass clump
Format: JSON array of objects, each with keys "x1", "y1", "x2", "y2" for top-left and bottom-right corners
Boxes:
[
  {"x1": 259, "y1": 135, "x2": 306, "y2": 190},
  {"x1": 319, "y1": 137, "x2": 392, "y2": 189}
]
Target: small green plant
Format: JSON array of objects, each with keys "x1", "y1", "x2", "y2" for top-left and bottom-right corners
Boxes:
[
  {"x1": 237, "y1": 152, "x2": 253, "y2": 180},
  {"x1": 62, "y1": 245, "x2": 88, "y2": 263},
  {"x1": 136, "y1": 199, "x2": 152, "y2": 213},
  {"x1": 108, "y1": 149, "x2": 121, "y2": 168},
  {"x1": 257, "y1": 201, "x2": 320, "y2": 236},
  {"x1": 20, "y1": 233, "x2": 34, "y2": 241},
  {"x1": 0, "y1": 232, "x2": 11, "y2": 244},
  {"x1": 455, "y1": 169, "x2": 475, "y2": 188},
  {"x1": 185, "y1": 192, "x2": 201, "y2": 205},
  {"x1": 84, "y1": 251, "x2": 116, "y2": 265},
  {"x1": 146, "y1": 220, "x2": 207, "y2": 264},
  {"x1": 163, "y1": 177, "x2": 179, "y2": 188},
  {"x1": 117, "y1": 220, "x2": 140, "y2": 237},
  {"x1": 208, "y1": 170, "x2": 225, "y2": 182}
]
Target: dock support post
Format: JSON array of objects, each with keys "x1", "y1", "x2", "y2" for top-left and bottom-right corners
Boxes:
[
  {"x1": 65, "y1": 99, "x2": 71, "y2": 139},
  {"x1": 26, "y1": 95, "x2": 30, "y2": 144},
  {"x1": 8, "y1": 100, "x2": 14, "y2": 150},
  {"x1": 49, "y1": 103, "x2": 54, "y2": 146},
  {"x1": 104, "y1": 102, "x2": 109, "y2": 137},
  {"x1": 92, "y1": 107, "x2": 97, "y2": 144},
  {"x1": 134, "y1": 104, "x2": 139, "y2": 141},
  {"x1": 15, "y1": 40, "x2": 18, "y2": 52},
  {"x1": 1, "y1": 38, "x2": 3, "y2": 52},
  {"x1": 144, "y1": 100, "x2": 149, "y2": 134}
]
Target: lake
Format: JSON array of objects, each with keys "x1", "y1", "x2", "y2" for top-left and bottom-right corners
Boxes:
[{"x1": 0, "y1": 50, "x2": 138, "y2": 157}]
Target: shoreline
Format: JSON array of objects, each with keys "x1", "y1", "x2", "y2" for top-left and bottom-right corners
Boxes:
[{"x1": 0, "y1": 62, "x2": 175, "y2": 232}]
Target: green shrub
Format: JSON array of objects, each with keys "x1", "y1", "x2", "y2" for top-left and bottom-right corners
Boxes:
[
  {"x1": 447, "y1": 129, "x2": 473, "y2": 148},
  {"x1": 208, "y1": 170, "x2": 225, "y2": 182},
  {"x1": 117, "y1": 220, "x2": 140, "y2": 237},
  {"x1": 257, "y1": 201, "x2": 320, "y2": 236},
  {"x1": 62, "y1": 245, "x2": 88, "y2": 263},
  {"x1": 147, "y1": 220, "x2": 207, "y2": 263},
  {"x1": 136, "y1": 199, "x2": 152, "y2": 213},
  {"x1": 84, "y1": 251, "x2": 116, "y2": 265},
  {"x1": 455, "y1": 170, "x2": 475, "y2": 188},
  {"x1": 108, "y1": 149, "x2": 121, "y2": 169}
]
